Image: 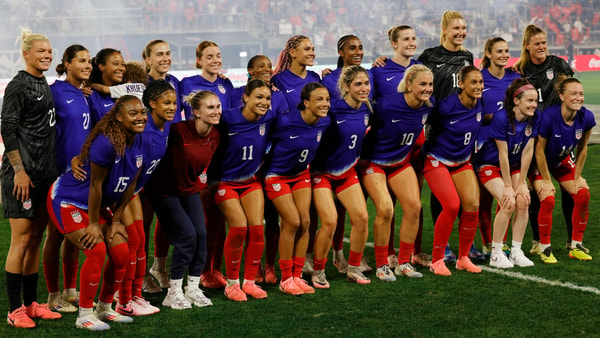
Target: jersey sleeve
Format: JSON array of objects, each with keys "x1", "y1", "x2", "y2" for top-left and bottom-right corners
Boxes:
[
  {"x1": 538, "y1": 111, "x2": 553, "y2": 140},
  {"x1": 0, "y1": 78, "x2": 26, "y2": 152},
  {"x1": 89, "y1": 135, "x2": 116, "y2": 168},
  {"x1": 583, "y1": 107, "x2": 597, "y2": 131},
  {"x1": 489, "y1": 111, "x2": 508, "y2": 141}
]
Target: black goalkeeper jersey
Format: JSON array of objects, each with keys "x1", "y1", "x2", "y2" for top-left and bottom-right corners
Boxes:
[
  {"x1": 1, "y1": 70, "x2": 57, "y2": 183},
  {"x1": 418, "y1": 45, "x2": 474, "y2": 101},
  {"x1": 522, "y1": 55, "x2": 573, "y2": 112}
]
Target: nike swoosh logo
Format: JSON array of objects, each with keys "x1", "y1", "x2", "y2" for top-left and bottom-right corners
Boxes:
[
  {"x1": 229, "y1": 132, "x2": 238, "y2": 136},
  {"x1": 450, "y1": 120, "x2": 459, "y2": 124},
  {"x1": 104, "y1": 103, "x2": 114, "y2": 108},
  {"x1": 290, "y1": 135, "x2": 300, "y2": 139},
  {"x1": 115, "y1": 157, "x2": 121, "y2": 163},
  {"x1": 286, "y1": 89, "x2": 295, "y2": 93},
  {"x1": 392, "y1": 119, "x2": 401, "y2": 123},
  {"x1": 119, "y1": 307, "x2": 134, "y2": 315},
  {"x1": 482, "y1": 88, "x2": 490, "y2": 92},
  {"x1": 337, "y1": 120, "x2": 346, "y2": 124},
  {"x1": 304, "y1": 179, "x2": 311, "y2": 183},
  {"x1": 436, "y1": 64, "x2": 444, "y2": 68},
  {"x1": 67, "y1": 99, "x2": 75, "y2": 103},
  {"x1": 232, "y1": 260, "x2": 241, "y2": 264},
  {"x1": 253, "y1": 260, "x2": 261, "y2": 264},
  {"x1": 90, "y1": 282, "x2": 99, "y2": 286},
  {"x1": 554, "y1": 134, "x2": 561, "y2": 137},
  {"x1": 386, "y1": 76, "x2": 395, "y2": 81},
  {"x1": 37, "y1": 95, "x2": 44, "y2": 100}
]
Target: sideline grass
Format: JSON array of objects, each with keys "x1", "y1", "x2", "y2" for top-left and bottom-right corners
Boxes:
[
  {"x1": 577, "y1": 71, "x2": 600, "y2": 104},
  {"x1": 1, "y1": 146, "x2": 600, "y2": 336}
]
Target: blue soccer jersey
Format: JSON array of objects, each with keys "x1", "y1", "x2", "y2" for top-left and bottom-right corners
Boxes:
[
  {"x1": 426, "y1": 94, "x2": 482, "y2": 166},
  {"x1": 473, "y1": 108, "x2": 539, "y2": 168},
  {"x1": 480, "y1": 68, "x2": 521, "y2": 117},
  {"x1": 179, "y1": 75, "x2": 234, "y2": 120},
  {"x1": 87, "y1": 91, "x2": 116, "y2": 127},
  {"x1": 362, "y1": 93, "x2": 433, "y2": 165},
  {"x1": 266, "y1": 109, "x2": 330, "y2": 177},
  {"x1": 50, "y1": 80, "x2": 91, "y2": 174},
  {"x1": 230, "y1": 85, "x2": 289, "y2": 114},
  {"x1": 271, "y1": 69, "x2": 321, "y2": 109},
  {"x1": 311, "y1": 98, "x2": 370, "y2": 176},
  {"x1": 149, "y1": 74, "x2": 183, "y2": 122},
  {"x1": 321, "y1": 68, "x2": 374, "y2": 101},
  {"x1": 538, "y1": 104, "x2": 596, "y2": 168},
  {"x1": 136, "y1": 114, "x2": 171, "y2": 192},
  {"x1": 50, "y1": 133, "x2": 145, "y2": 209},
  {"x1": 209, "y1": 107, "x2": 276, "y2": 182},
  {"x1": 370, "y1": 59, "x2": 420, "y2": 101}
]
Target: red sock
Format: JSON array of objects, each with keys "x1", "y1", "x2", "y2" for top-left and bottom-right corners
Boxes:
[
  {"x1": 348, "y1": 250, "x2": 362, "y2": 267},
  {"x1": 313, "y1": 258, "x2": 327, "y2": 271},
  {"x1": 538, "y1": 195, "x2": 555, "y2": 245},
  {"x1": 374, "y1": 245, "x2": 388, "y2": 267},
  {"x1": 79, "y1": 243, "x2": 106, "y2": 308},
  {"x1": 43, "y1": 259, "x2": 60, "y2": 294},
  {"x1": 63, "y1": 259, "x2": 79, "y2": 290},
  {"x1": 154, "y1": 220, "x2": 170, "y2": 258},
  {"x1": 458, "y1": 211, "x2": 478, "y2": 258},
  {"x1": 99, "y1": 242, "x2": 128, "y2": 304},
  {"x1": 133, "y1": 220, "x2": 146, "y2": 299},
  {"x1": 120, "y1": 222, "x2": 141, "y2": 304},
  {"x1": 398, "y1": 241, "x2": 414, "y2": 264},
  {"x1": 279, "y1": 259, "x2": 293, "y2": 281},
  {"x1": 292, "y1": 256, "x2": 305, "y2": 278},
  {"x1": 571, "y1": 188, "x2": 590, "y2": 242},
  {"x1": 224, "y1": 227, "x2": 247, "y2": 280},
  {"x1": 243, "y1": 225, "x2": 265, "y2": 281}
]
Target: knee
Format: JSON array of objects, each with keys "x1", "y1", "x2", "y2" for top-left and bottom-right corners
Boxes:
[
  {"x1": 85, "y1": 242, "x2": 107, "y2": 262},
  {"x1": 572, "y1": 188, "x2": 590, "y2": 204},
  {"x1": 376, "y1": 201, "x2": 394, "y2": 223},
  {"x1": 319, "y1": 219, "x2": 337, "y2": 238},
  {"x1": 403, "y1": 199, "x2": 422, "y2": 221},
  {"x1": 515, "y1": 194, "x2": 529, "y2": 212},
  {"x1": 540, "y1": 195, "x2": 556, "y2": 209},
  {"x1": 443, "y1": 199, "x2": 461, "y2": 218}
]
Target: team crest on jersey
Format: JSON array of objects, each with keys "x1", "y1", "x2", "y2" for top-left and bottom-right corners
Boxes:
[
  {"x1": 422, "y1": 114, "x2": 428, "y2": 125},
  {"x1": 218, "y1": 84, "x2": 226, "y2": 94},
  {"x1": 218, "y1": 189, "x2": 226, "y2": 196},
  {"x1": 576, "y1": 129, "x2": 582, "y2": 140},
  {"x1": 259, "y1": 123, "x2": 266, "y2": 136},
  {"x1": 485, "y1": 170, "x2": 492, "y2": 176},
  {"x1": 272, "y1": 183, "x2": 281, "y2": 192},
  {"x1": 317, "y1": 131, "x2": 322, "y2": 142},
  {"x1": 313, "y1": 177, "x2": 321, "y2": 184},
  {"x1": 71, "y1": 210, "x2": 83, "y2": 223},
  {"x1": 525, "y1": 125, "x2": 532, "y2": 137},
  {"x1": 464, "y1": 60, "x2": 470, "y2": 66},
  {"x1": 431, "y1": 159, "x2": 439, "y2": 167},
  {"x1": 546, "y1": 69, "x2": 554, "y2": 80},
  {"x1": 23, "y1": 199, "x2": 32, "y2": 210},
  {"x1": 476, "y1": 112, "x2": 482, "y2": 122},
  {"x1": 136, "y1": 155, "x2": 144, "y2": 168},
  {"x1": 364, "y1": 115, "x2": 369, "y2": 126},
  {"x1": 199, "y1": 172, "x2": 207, "y2": 184}
]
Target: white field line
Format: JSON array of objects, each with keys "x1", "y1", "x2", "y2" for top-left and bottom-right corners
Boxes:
[{"x1": 344, "y1": 237, "x2": 600, "y2": 295}]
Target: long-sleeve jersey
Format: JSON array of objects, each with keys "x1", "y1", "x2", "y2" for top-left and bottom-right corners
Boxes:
[
  {"x1": 522, "y1": 55, "x2": 573, "y2": 112},
  {"x1": 417, "y1": 46, "x2": 474, "y2": 101}
]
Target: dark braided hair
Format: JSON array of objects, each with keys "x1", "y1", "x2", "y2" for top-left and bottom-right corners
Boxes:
[
  {"x1": 142, "y1": 79, "x2": 175, "y2": 109},
  {"x1": 79, "y1": 95, "x2": 140, "y2": 162}
]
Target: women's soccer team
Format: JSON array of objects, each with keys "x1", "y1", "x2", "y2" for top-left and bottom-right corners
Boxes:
[{"x1": 2, "y1": 9, "x2": 595, "y2": 331}]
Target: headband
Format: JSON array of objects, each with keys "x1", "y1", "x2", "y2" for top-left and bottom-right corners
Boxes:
[{"x1": 513, "y1": 84, "x2": 535, "y2": 98}]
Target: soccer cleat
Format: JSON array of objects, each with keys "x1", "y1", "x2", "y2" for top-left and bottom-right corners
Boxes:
[
  {"x1": 7, "y1": 306, "x2": 35, "y2": 329},
  {"x1": 264, "y1": 264, "x2": 278, "y2": 284},
  {"x1": 255, "y1": 264, "x2": 264, "y2": 284},
  {"x1": 456, "y1": 256, "x2": 482, "y2": 273},
  {"x1": 76, "y1": 312, "x2": 110, "y2": 331},
  {"x1": 143, "y1": 274, "x2": 162, "y2": 293},
  {"x1": 489, "y1": 251, "x2": 514, "y2": 269},
  {"x1": 311, "y1": 270, "x2": 330, "y2": 289},
  {"x1": 529, "y1": 240, "x2": 542, "y2": 255},
  {"x1": 411, "y1": 253, "x2": 432, "y2": 267},
  {"x1": 96, "y1": 306, "x2": 134, "y2": 323},
  {"x1": 133, "y1": 297, "x2": 160, "y2": 314},
  {"x1": 359, "y1": 256, "x2": 373, "y2": 272},
  {"x1": 333, "y1": 251, "x2": 349, "y2": 274},
  {"x1": 569, "y1": 244, "x2": 593, "y2": 261},
  {"x1": 116, "y1": 301, "x2": 154, "y2": 316},
  {"x1": 279, "y1": 277, "x2": 304, "y2": 296},
  {"x1": 163, "y1": 288, "x2": 192, "y2": 309},
  {"x1": 567, "y1": 242, "x2": 590, "y2": 254},
  {"x1": 376, "y1": 264, "x2": 397, "y2": 282},
  {"x1": 48, "y1": 292, "x2": 78, "y2": 313},
  {"x1": 184, "y1": 286, "x2": 213, "y2": 307},
  {"x1": 62, "y1": 289, "x2": 80, "y2": 307},
  {"x1": 387, "y1": 255, "x2": 399, "y2": 269},
  {"x1": 396, "y1": 263, "x2": 423, "y2": 278},
  {"x1": 224, "y1": 283, "x2": 247, "y2": 302},
  {"x1": 430, "y1": 259, "x2": 451, "y2": 276},
  {"x1": 294, "y1": 277, "x2": 315, "y2": 294},
  {"x1": 482, "y1": 243, "x2": 492, "y2": 259},
  {"x1": 468, "y1": 244, "x2": 486, "y2": 261},
  {"x1": 509, "y1": 248, "x2": 535, "y2": 267},
  {"x1": 149, "y1": 266, "x2": 170, "y2": 289},
  {"x1": 303, "y1": 254, "x2": 314, "y2": 276},
  {"x1": 347, "y1": 266, "x2": 371, "y2": 285},
  {"x1": 25, "y1": 302, "x2": 62, "y2": 320},
  {"x1": 212, "y1": 271, "x2": 228, "y2": 287},
  {"x1": 444, "y1": 245, "x2": 457, "y2": 262},
  {"x1": 242, "y1": 281, "x2": 268, "y2": 299},
  {"x1": 201, "y1": 271, "x2": 224, "y2": 289},
  {"x1": 540, "y1": 247, "x2": 558, "y2": 264}
]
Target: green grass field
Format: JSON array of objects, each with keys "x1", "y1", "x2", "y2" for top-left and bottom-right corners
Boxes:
[{"x1": 577, "y1": 71, "x2": 600, "y2": 105}]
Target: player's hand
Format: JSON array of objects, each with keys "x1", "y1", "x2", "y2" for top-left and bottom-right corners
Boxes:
[
  {"x1": 538, "y1": 179, "x2": 555, "y2": 200},
  {"x1": 321, "y1": 68, "x2": 333, "y2": 77},
  {"x1": 107, "y1": 221, "x2": 128, "y2": 243},
  {"x1": 372, "y1": 56, "x2": 388, "y2": 68},
  {"x1": 80, "y1": 81, "x2": 93, "y2": 97},
  {"x1": 574, "y1": 176, "x2": 589, "y2": 192},
  {"x1": 515, "y1": 182, "x2": 530, "y2": 205},
  {"x1": 13, "y1": 170, "x2": 34, "y2": 203},
  {"x1": 80, "y1": 222, "x2": 103, "y2": 249},
  {"x1": 71, "y1": 155, "x2": 87, "y2": 181},
  {"x1": 500, "y1": 185, "x2": 516, "y2": 210}
]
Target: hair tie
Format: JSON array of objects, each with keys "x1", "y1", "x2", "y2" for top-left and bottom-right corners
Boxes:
[{"x1": 513, "y1": 84, "x2": 535, "y2": 98}]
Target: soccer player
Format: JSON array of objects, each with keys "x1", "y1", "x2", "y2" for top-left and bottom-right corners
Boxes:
[
  {"x1": 179, "y1": 41, "x2": 234, "y2": 120},
  {"x1": 424, "y1": 65, "x2": 483, "y2": 276},
  {"x1": 2, "y1": 28, "x2": 62, "y2": 329},
  {"x1": 47, "y1": 95, "x2": 147, "y2": 331},
  {"x1": 530, "y1": 78, "x2": 595, "y2": 263},
  {"x1": 88, "y1": 48, "x2": 126, "y2": 126},
  {"x1": 145, "y1": 89, "x2": 221, "y2": 309},
  {"x1": 310, "y1": 66, "x2": 371, "y2": 288},
  {"x1": 208, "y1": 79, "x2": 276, "y2": 301},
  {"x1": 360, "y1": 64, "x2": 434, "y2": 281},
  {"x1": 43, "y1": 44, "x2": 92, "y2": 314},
  {"x1": 473, "y1": 78, "x2": 539, "y2": 268},
  {"x1": 478, "y1": 37, "x2": 522, "y2": 257},
  {"x1": 514, "y1": 24, "x2": 576, "y2": 255},
  {"x1": 265, "y1": 82, "x2": 330, "y2": 295},
  {"x1": 143, "y1": 39, "x2": 183, "y2": 121}
]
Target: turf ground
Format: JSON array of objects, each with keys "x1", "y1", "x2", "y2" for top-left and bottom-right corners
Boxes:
[{"x1": 1, "y1": 72, "x2": 600, "y2": 337}]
